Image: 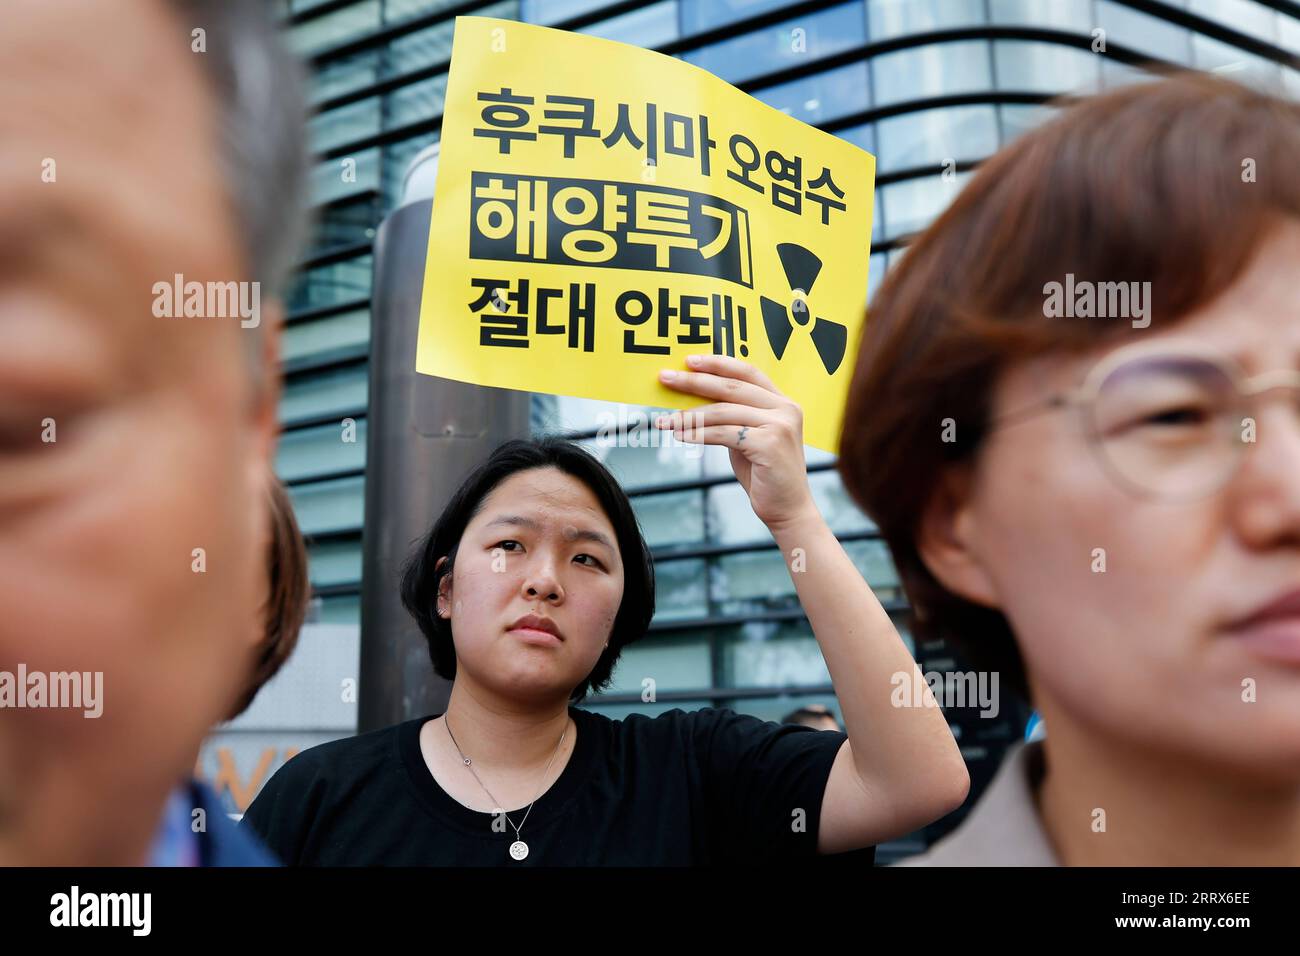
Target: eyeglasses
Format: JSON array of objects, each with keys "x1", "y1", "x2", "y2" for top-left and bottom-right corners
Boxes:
[{"x1": 984, "y1": 342, "x2": 1300, "y2": 502}]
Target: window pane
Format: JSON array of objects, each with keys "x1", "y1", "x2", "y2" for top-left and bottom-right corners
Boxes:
[
  {"x1": 872, "y1": 186, "x2": 883, "y2": 243},
  {"x1": 877, "y1": 104, "x2": 998, "y2": 173},
  {"x1": 277, "y1": 420, "x2": 368, "y2": 483},
  {"x1": 707, "y1": 481, "x2": 770, "y2": 544},
  {"x1": 809, "y1": 469, "x2": 874, "y2": 535},
  {"x1": 871, "y1": 40, "x2": 991, "y2": 108},
  {"x1": 681, "y1": 0, "x2": 802, "y2": 34},
  {"x1": 717, "y1": 619, "x2": 832, "y2": 688},
  {"x1": 287, "y1": 254, "x2": 373, "y2": 313},
  {"x1": 1096, "y1": 1, "x2": 1191, "y2": 64},
  {"x1": 283, "y1": 309, "x2": 371, "y2": 367},
  {"x1": 989, "y1": 0, "x2": 1093, "y2": 30},
  {"x1": 287, "y1": 475, "x2": 366, "y2": 535},
  {"x1": 993, "y1": 40, "x2": 1101, "y2": 95},
  {"x1": 280, "y1": 363, "x2": 369, "y2": 425},
  {"x1": 386, "y1": 0, "x2": 511, "y2": 22},
  {"x1": 288, "y1": 1, "x2": 380, "y2": 58},
  {"x1": 307, "y1": 538, "x2": 363, "y2": 587},
  {"x1": 868, "y1": 0, "x2": 986, "y2": 38},
  {"x1": 522, "y1": 0, "x2": 601, "y2": 25},
  {"x1": 313, "y1": 149, "x2": 380, "y2": 205},
  {"x1": 309, "y1": 97, "x2": 381, "y2": 155},
  {"x1": 605, "y1": 630, "x2": 712, "y2": 696},
  {"x1": 633, "y1": 489, "x2": 705, "y2": 547},
  {"x1": 867, "y1": 252, "x2": 886, "y2": 302},
  {"x1": 879, "y1": 170, "x2": 972, "y2": 236},
  {"x1": 1189, "y1": 0, "x2": 1279, "y2": 43},
  {"x1": 312, "y1": 51, "x2": 379, "y2": 108},
  {"x1": 309, "y1": 5, "x2": 512, "y2": 109},
  {"x1": 653, "y1": 557, "x2": 710, "y2": 621},
  {"x1": 1281, "y1": 15, "x2": 1300, "y2": 56},
  {"x1": 707, "y1": 470, "x2": 869, "y2": 545},
  {"x1": 998, "y1": 103, "x2": 1056, "y2": 143},
  {"x1": 845, "y1": 538, "x2": 901, "y2": 596},
  {"x1": 713, "y1": 548, "x2": 802, "y2": 614},
  {"x1": 312, "y1": 594, "x2": 361, "y2": 626},
  {"x1": 310, "y1": 193, "x2": 381, "y2": 258},
  {"x1": 586, "y1": 0, "x2": 679, "y2": 46},
  {"x1": 836, "y1": 122, "x2": 875, "y2": 154},
  {"x1": 684, "y1": 1, "x2": 867, "y2": 85},
  {"x1": 584, "y1": 435, "x2": 705, "y2": 491},
  {"x1": 1191, "y1": 34, "x2": 1283, "y2": 83},
  {"x1": 754, "y1": 61, "x2": 870, "y2": 125},
  {"x1": 380, "y1": 134, "x2": 436, "y2": 209}
]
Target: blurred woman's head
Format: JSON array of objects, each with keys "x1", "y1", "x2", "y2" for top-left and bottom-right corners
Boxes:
[
  {"x1": 839, "y1": 72, "x2": 1300, "y2": 781},
  {"x1": 401, "y1": 438, "x2": 655, "y2": 706},
  {"x1": 227, "y1": 475, "x2": 310, "y2": 722}
]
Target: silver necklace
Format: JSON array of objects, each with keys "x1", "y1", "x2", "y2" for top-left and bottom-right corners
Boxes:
[{"x1": 444, "y1": 714, "x2": 567, "y2": 861}]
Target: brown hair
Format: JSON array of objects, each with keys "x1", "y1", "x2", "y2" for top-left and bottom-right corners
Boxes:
[
  {"x1": 227, "y1": 476, "x2": 311, "y2": 720},
  {"x1": 837, "y1": 71, "x2": 1300, "y2": 705}
]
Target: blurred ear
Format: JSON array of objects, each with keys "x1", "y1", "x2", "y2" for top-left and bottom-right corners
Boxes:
[
  {"x1": 915, "y1": 463, "x2": 1001, "y2": 610},
  {"x1": 249, "y1": 300, "x2": 284, "y2": 467},
  {"x1": 435, "y1": 556, "x2": 452, "y2": 619}
]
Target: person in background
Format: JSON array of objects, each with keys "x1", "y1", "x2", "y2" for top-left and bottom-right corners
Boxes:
[
  {"x1": 226, "y1": 477, "x2": 312, "y2": 723},
  {"x1": 837, "y1": 72, "x2": 1300, "y2": 865},
  {"x1": 782, "y1": 705, "x2": 843, "y2": 733},
  {"x1": 150, "y1": 476, "x2": 312, "y2": 865},
  {"x1": 0, "y1": 0, "x2": 310, "y2": 865}
]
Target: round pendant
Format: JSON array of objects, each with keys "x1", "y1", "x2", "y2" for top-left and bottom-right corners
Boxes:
[{"x1": 509, "y1": 840, "x2": 529, "y2": 861}]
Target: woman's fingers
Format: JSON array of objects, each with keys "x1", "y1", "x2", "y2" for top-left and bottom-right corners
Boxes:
[
  {"x1": 654, "y1": 402, "x2": 767, "y2": 431},
  {"x1": 684, "y1": 353, "x2": 783, "y2": 395},
  {"x1": 659, "y1": 366, "x2": 784, "y2": 410},
  {"x1": 668, "y1": 423, "x2": 773, "y2": 451}
]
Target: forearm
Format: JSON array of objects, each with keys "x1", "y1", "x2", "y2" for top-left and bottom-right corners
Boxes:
[{"x1": 769, "y1": 508, "x2": 969, "y2": 804}]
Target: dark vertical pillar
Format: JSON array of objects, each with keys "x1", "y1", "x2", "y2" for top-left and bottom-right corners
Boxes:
[{"x1": 358, "y1": 194, "x2": 530, "y2": 733}]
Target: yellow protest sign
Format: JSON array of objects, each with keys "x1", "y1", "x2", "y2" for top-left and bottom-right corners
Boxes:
[{"x1": 417, "y1": 16, "x2": 875, "y2": 452}]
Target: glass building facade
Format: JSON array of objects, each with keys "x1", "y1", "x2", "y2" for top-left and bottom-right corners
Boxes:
[{"x1": 205, "y1": 0, "x2": 1300, "y2": 861}]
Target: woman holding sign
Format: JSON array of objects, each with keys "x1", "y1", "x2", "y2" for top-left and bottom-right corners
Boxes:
[{"x1": 244, "y1": 354, "x2": 967, "y2": 864}]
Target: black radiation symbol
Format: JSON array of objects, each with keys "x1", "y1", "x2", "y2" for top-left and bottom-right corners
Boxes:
[{"x1": 759, "y1": 243, "x2": 848, "y2": 375}]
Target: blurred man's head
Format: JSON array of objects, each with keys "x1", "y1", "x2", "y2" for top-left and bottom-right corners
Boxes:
[{"x1": 0, "y1": 0, "x2": 308, "y2": 863}]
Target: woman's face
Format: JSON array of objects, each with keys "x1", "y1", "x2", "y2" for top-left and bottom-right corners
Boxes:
[
  {"x1": 438, "y1": 466, "x2": 626, "y2": 704},
  {"x1": 929, "y1": 221, "x2": 1300, "y2": 779}
]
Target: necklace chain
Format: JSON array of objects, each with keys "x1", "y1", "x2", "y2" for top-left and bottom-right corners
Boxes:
[{"x1": 444, "y1": 714, "x2": 567, "y2": 844}]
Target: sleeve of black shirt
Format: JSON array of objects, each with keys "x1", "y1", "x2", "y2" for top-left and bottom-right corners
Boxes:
[{"x1": 691, "y1": 707, "x2": 873, "y2": 864}]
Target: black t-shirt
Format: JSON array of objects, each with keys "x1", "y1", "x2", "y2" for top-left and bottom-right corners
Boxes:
[{"x1": 242, "y1": 705, "x2": 875, "y2": 866}]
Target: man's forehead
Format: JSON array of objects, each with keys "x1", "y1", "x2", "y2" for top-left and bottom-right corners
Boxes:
[
  {"x1": 0, "y1": 4, "x2": 214, "y2": 148},
  {"x1": 0, "y1": 1, "x2": 251, "y2": 369},
  {"x1": 0, "y1": 0, "x2": 198, "y2": 113}
]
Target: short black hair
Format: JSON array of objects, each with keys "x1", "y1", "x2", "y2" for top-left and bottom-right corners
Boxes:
[
  {"x1": 782, "y1": 705, "x2": 839, "y2": 727},
  {"x1": 399, "y1": 437, "x2": 656, "y2": 703}
]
